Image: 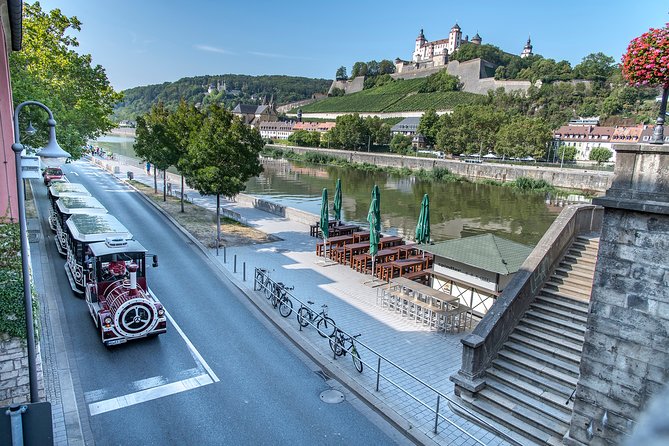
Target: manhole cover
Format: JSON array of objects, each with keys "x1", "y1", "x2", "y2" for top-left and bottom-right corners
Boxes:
[{"x1": 320, "y1": 389, "x2": 345, "y2": 404}]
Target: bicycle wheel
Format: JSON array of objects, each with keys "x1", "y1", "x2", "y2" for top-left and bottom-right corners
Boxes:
[
  {"x1": 329, "y1": 335, "x2": 344, "y2": 357},
  {"x1": 351, "y1": 346, "x2": 363, "y2": 373},
  {"x1": 316, "y1": 316, "x2": 336, "y2": 338},
  {"x1": 296, "y1": 307, "x2": 310, "y2": 327},
  {"x1": 279, "y1": 297, "x2": 293, "y2": 317},
  {"x1": 264, "y1": 280, "x2": 272, "y2": 299}
]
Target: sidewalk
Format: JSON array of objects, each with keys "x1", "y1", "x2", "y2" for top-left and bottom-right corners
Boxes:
[{"x1": 106, "y1": 158, "x2": 512, "y2": 446}]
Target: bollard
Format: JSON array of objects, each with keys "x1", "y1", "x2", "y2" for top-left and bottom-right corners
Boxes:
[
  {"x1": 223, "y1": 246, "x2": 227, "y2": 263},
  {"x1": 234, "y1": 255, "x2": 237, "y2": 273},
  {"x1": 376, "y1": 357, "x2": 382, "y2": 391},
  {"x1": 243, "y1": 262, "x2": 246, "y2": 282}
]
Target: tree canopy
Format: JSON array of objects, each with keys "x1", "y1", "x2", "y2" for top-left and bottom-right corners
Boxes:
[{"x1": 10, "y1": 1, "x2": 122, "y2": 158}]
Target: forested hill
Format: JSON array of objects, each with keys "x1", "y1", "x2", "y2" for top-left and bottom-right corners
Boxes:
[{"x1": 113, "y1": 74, "x2": 331, "y2": 121}]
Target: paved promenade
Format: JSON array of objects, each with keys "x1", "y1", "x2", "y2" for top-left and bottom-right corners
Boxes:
[{"x1": 40, "y1": 157, "x2": 513, "y2": 445}]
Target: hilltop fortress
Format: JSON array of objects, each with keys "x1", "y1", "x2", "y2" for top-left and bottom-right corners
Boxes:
[{"x1": 331, "y1": 25, "x2": 536, "y2": 97}]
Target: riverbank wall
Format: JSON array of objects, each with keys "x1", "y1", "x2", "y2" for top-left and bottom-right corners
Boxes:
[{"x1": 267, "y1": 145, "x2": 613, "y2": 192}]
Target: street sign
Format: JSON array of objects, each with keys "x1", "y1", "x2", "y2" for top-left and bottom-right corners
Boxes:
[{"x1": 0, "y1": 402, "x2": 53, "y2": 446}]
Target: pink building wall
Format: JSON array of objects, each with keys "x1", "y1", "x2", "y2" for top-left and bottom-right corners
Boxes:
[{"x1": 0, "y1": 15, "x2": 18, "y2": 222}]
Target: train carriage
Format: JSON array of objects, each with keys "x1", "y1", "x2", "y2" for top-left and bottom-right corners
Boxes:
[
  {"x1": 53, "y1": 196, "x2": 107, "y2": 256},
  {"x1": 64, "y1": 214, "x2": 132, "y2": 293},
  {"x1": 85, "y1": 238, "x2": 166, "y2": 346},
  {"x1": 48, "y1": 182, "x2": 90, "y2": 232}
]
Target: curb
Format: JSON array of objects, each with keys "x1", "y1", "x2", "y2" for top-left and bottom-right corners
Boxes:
[{"x1": 117, "y1": 173, "x2": 438, "y2": 446}]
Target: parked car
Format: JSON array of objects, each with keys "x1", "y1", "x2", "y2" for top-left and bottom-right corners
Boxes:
[{"x1": 43, "y1": 167, "x2": 64, "y2": 185}]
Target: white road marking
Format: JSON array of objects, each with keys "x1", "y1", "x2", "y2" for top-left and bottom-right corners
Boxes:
[
  {"x1": 87, "y1": 309, "x2": 218, "y2": 416},
  {"x1": 165, "y1": 310, "x2": 220, "y2": 383},
  {"x1": 88, "y1": 374, "x2": 213, "y2": 416}
]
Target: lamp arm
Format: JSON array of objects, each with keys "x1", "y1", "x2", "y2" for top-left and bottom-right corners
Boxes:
[{"x1": 13, "y1": 100, "x2": 56, "y2": 145}]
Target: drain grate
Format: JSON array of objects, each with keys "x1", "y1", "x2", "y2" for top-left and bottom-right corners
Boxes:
[
  {"x1": 28, "y1": 231, "x2": 40, "y2": 243},
  {"x1": 319, "y1": 389, "x2": 344, "y2": 404}
]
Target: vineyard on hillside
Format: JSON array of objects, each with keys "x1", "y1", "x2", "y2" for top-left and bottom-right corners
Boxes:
[{"x1": 298, "y1": 77, "x2": 481, "y2": 113}]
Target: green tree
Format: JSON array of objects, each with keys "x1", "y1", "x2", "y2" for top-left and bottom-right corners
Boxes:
[
  {"x1": 451, "y1": 43, "x2": 513, "y2": 67},
  {"x1": 436, "y1": 105, "x2": 508, "y2": 155},
  {"x1": 378, "y1": 59, "x2": 396, "y2": 75},
  {"x1": 351, "y1": 62, "x2": 368, "y2": 78},
  {"x1": 169, "y1": 100, "x2": 205, "y2": 211},
  {"x1": 335, "y1": 66, "x2": 348, "y2": 80},
  {"x1": 10, "y1": 2, "x2": 122, "y2": 159},
  {"x1": 418, "y1": 109, "x2": 439, "y2": 146},
  {"x1": 589, "y1": 147, "x2": 612, "y2": 164},
  {"x1": 557, "y1": 145, "x2": 577, "y2": 162},
  {"x1": 181, "y1": 105, "x2": 264, "y2": 248},
  {"x1": 134, "y1": 102, "x2": 172, "y2": 195},
  {"x1": 288, "y1": 130, "x2": 321, "y2": 147},
  {"x1": 329, "y1": 114, "x2": 368, "y2": 149},
  {"x1": 495, "y1": 116, "x2": 552, "y2": 159},
  {"x1": 419, "y1": 70, "x2": 461, "y2": 93},
  {"x1": 389, "y1": 134, "x2": 412, "y2": 154},
  {"x1": 573, "y1": 53, "x2": 617, "y2": 81},
  {"x1": 363, "y1": 116, "x2": 391, "y2": 146}
]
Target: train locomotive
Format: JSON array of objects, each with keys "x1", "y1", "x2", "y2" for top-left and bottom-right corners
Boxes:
[{"x1": 84, "y1": 237, "x2": 166, "y2": 346}]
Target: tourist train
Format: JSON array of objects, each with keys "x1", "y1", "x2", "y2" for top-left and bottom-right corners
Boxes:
[{"x1": 48, "y1": 180, "x2": 167, "y2": 346}]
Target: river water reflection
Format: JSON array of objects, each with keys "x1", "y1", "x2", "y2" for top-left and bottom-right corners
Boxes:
[
  {"x1": 92, "y1": 136, "x2": 559, "y2": 246},
  {"x1": 246, "y1": 159, "x2": 559, "y2": 246}
]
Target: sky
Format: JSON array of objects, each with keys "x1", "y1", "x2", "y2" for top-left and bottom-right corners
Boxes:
[{"x1": 38, "y1": 0, "x2": 669, "y2": 92}]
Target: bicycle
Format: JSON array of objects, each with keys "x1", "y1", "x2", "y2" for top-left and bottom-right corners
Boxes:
[
  {"x1": 328, "y1": 329, "x2": 363, "y2": 373},
  {"x1": 253, "y1": 268, "x2": 272, "y2": 298},
  {"x1": 296, "y1": 301, "x2": 336, "y2": 338},
  {"x1": 270, "y1": 282, "x2": 294, "y2": 318}
]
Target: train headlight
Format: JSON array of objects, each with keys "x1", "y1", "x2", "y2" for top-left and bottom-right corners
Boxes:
[
  {"x1": 104, "y1": 316, "x2": 112, "y2": 327},
  {"x1": 157, "y1": 308, "x2": 165, "y2": 317}
]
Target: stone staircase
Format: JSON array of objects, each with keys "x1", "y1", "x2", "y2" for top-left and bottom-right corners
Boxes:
[{"x1": 455, "y1": 236, "x2": 599, "y2": 445}]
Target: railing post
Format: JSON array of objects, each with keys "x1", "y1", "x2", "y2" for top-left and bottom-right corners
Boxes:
[
  {"x1": 223, "y1": 246, "x2": 227, "y2": 263},
  {"x1": 376, "y1": 357, "x2": 382, "y2": 391},
  {"x1": 234, "y1": 255, "x2": 237, "y2": 273},
  {"x1": 243, "y1": 262, "x2": 246, "y2": 281},
  {"x1": 434, "y1": 394, "x2": 441, "y2": 434}
]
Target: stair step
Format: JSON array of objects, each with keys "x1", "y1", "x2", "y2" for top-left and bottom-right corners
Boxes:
[
  {"x1": 485, "y1": 371, "x2": 574, "y2": 417},
  {"x1": 563, "y1": 252, "x2": 597, "y2": 265},
  {"x1": 481, "y1": 379, "x2": 572, "y2": 425},
  {"x1": 540, "y1": 287, "x2": 591, "y2": 304},
  {"x1": 491, "y1": 358, "x2": 575, "y2": 399},
  {"x1": 497, "y1": 350, "x2": 579, "y2": 388},
  {"x1": 554, "y1": 265, "x2": 595, "y2": 281},
  {"x1": 509, "y1": 333, "x2": 582, "y2": 364},
  {"x1": 463, "y1": 396, "x2": 565, "y2": 445},
  {"x1": 503, "y1": 341, "x2": 581, "y2": 376},
  {"x1": 530, "y1": 302, "x2": 589, "y2": 325},
  {"x1": 514, "y1": 325, "x2": 583, "y2": 355},
  {"x1": 559, "y1": 259, "x2": 596, "y2": 274},
  {"x1": 548, "y1": 273, "x2": 594, "y2": 290},
  {"x1": 519, "y1": 318, "x2": 584, "y2": 344},
  {"x1": 525, "y1": 309, "x2": 586, "y2": 335},
  {"x1": 535, "y1": 294, "x2": 589, "y2": 315},
  {"x1": 571, "y1": 241, "x2": 599, "y2": 253},
  {"x1": 544, "y1": 279, "x2": 592, "y2": 298}
]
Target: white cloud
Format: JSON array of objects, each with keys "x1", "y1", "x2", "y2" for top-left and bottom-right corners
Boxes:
[{"x1": 195, "y1": 45, "x2": 234, "y2": 55}]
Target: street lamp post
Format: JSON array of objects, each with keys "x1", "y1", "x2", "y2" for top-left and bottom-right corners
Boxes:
[{"x1": 11, "y1": 100, "x2": 71, "y2": 403}]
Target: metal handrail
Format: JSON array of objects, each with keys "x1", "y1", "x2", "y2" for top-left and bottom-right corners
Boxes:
[{"x1": 253, "y1": 268, "x2": 520, "y2": 445}]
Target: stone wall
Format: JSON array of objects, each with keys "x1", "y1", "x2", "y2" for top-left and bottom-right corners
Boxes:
[
  {"x1": 0, "y1": 333, "x2": 44, "y2": 405},
  {"x1": 328, "y1": 76, "x2": 364, "y2": 95},
  {"x1": 565, "y1": 143, "x2": 669, "y2": 445},
  {"x1": 269, "y1": 145, "x2": 613, "y2": 192}
]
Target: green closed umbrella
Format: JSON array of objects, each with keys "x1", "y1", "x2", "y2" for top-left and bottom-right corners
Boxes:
[
  {"x1": 319, "y1": 188, "x2": 329, "y2": 256},
  {"x1": 415, "y1": 194, "x2": 430, "y2": 244},
  {"x1": 368, "y1": 185, "x2": 381, "y2": 275},
  {"x1": 333, "y1": 178, "x2": 342, "y2": 222}
]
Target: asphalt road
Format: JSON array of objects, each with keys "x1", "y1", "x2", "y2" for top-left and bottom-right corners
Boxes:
[{"x1": 36, "y1": 160, "x2": 404, "y2": 445}]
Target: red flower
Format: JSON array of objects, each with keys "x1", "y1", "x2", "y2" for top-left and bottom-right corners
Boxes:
[{"x1": 622, "y1": 23, "x2": 669, "y2": 88}]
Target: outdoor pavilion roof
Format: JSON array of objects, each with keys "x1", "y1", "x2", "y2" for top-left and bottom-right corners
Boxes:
[{"x1": 422, "y1": 233, "x2": 533, "y2": 275}]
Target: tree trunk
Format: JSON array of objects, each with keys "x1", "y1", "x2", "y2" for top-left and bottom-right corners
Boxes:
[
  {"x1": 162, "y1": 170, "x2": 167, "y2": 202},
  {"x1": 180, "y1": 175, "x2": 185, "y2": 213},
  {"x1": 153, "y1": 168, "x2": 157, "y2": 193},
  {"x1": 216, "y1": 194, "x2": 221, "y2": 256}
]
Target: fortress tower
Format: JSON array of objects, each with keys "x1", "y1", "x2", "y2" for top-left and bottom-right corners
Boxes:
[
  {"x1": 447, "y1": 23, "x2": 462, "y2": 54},
  {"x1": 521, "y1": 36, "x2": 533, "y2": 58}
]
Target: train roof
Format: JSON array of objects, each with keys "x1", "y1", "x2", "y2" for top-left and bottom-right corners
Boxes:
[
  {"x1": 49, "y1": 182, "x2": 90, "y2": 198},
  {"x1": 56, "y1": 196, "x2": 108, "y2": 215},
  {"x1": 65, "y1": 214, "x2": 132, "y2": 243},
  {"x1": 89, "y1": 238, "x2": 147, "y2": 257}
]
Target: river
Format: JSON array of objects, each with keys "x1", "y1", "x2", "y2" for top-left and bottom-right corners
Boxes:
[{"x1": 92, "y1": 135, "x2": 560, "y2": 246}]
